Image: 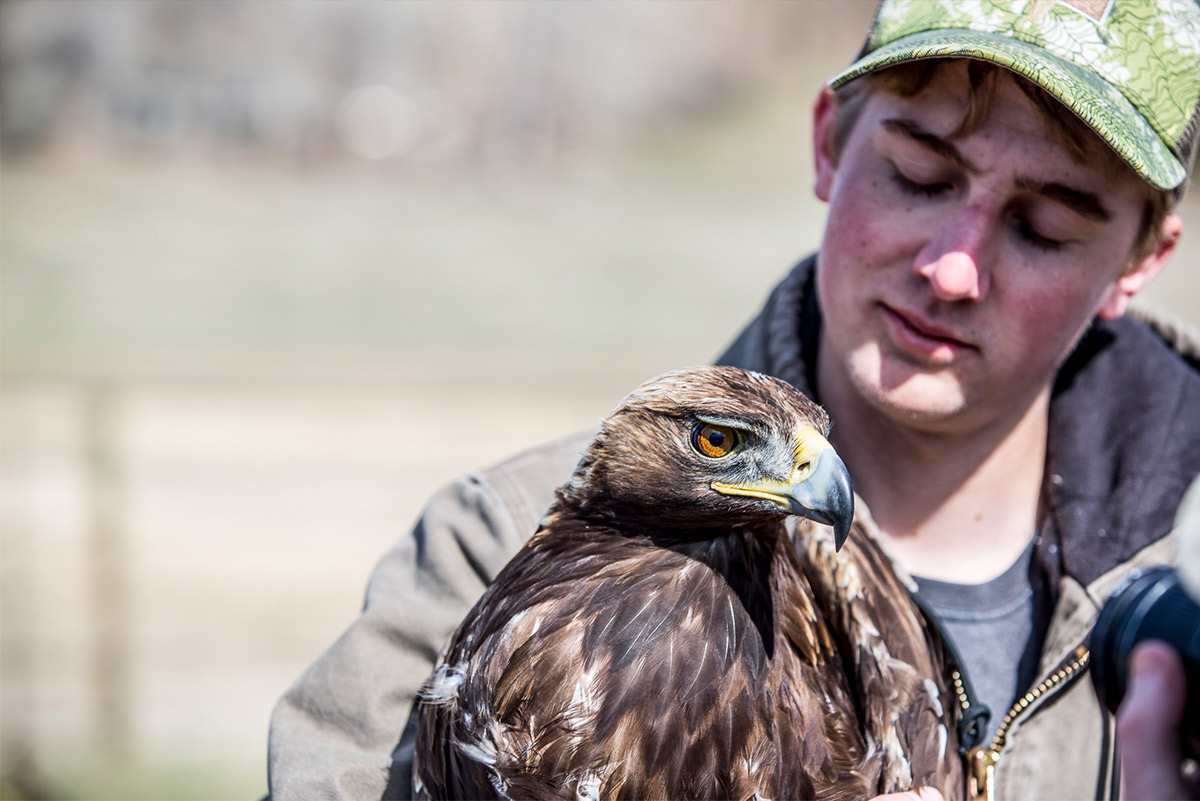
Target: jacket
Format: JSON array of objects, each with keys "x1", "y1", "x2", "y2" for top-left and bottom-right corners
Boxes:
[{"x1": 267, "y1": 256, "x2": 1200, "y2": 800}]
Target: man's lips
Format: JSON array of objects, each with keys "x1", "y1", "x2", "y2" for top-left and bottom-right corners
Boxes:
[{"x1": 880, "y1": 304, "x2": 975, "y2": 351}]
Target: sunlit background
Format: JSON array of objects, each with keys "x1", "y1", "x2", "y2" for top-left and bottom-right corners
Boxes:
[{"x1": 3, "y1": 3, "x2": 1198, "y2": 799}]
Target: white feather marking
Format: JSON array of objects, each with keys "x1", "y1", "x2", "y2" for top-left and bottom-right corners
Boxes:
[
  {"x1": 836, "y1": 561, "x2": 863, "y2": 597},
  {"x1": 683, "y1": 641, "x2": 710, "y2": 697},
  {"x1": 857, "y1": 618, "x2": 881, "y2": 639},
  {"x1": 457, "y1": 736, "x2": 498, "y2": 766},
  {"x1": 861, "y1": 738, "x2": 879, "y2": 762},
  {"x1": 811, "y1": 527, "x2": 843, "y2": 563},
  {"x1": 938, "y1": 724, "x2": 948, "y2": 761},
  {"x1": 725, "y1": 598, "x2": 736, "y2": 661},
  {"x1": 423, "y1": 663, "x2": 466, "y2": 704},
  {"x1": 882, "y1": 729, "x2": 912, "y2": 788},
  {"x1": 486, "y1": 769, "x2": 509, "y2": 799},
  {"x1": 575, "y1": 772, "x2": 601, "y2": 801},
  {"x1": 567, "y1": 661, "x2": 604, "y2": 726},
  {"x1": 923, "y1": 678, "x2": 944, "y2": 717},
  {"x1": 681, "y1": 607, "x2": 703, "y2": 631}
]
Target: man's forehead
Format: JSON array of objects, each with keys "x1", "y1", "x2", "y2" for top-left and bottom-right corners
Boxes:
[{"x1": 871, "y1": 62, "x2": 1135, "y2": 179}]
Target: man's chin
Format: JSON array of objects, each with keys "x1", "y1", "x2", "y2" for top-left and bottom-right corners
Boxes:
[
  {"x1": 856, "y1": 365, "x2": 970, "y2": 427},
  {"x1": 878, "y1": 392, "x2": 969, "y2": 428}
]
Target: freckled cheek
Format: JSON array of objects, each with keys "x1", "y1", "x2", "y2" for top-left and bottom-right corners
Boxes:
[
  {"x1": 824, "y1": 188, "x2": 921, "y2": 267},
  {"x1": 1000, "y1": 286, "x2": 1099, "y2": 374}
]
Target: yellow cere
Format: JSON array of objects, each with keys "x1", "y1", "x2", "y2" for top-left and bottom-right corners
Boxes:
[{"x1": 793, "y1": 426, "x2": 831, "y2": 476}]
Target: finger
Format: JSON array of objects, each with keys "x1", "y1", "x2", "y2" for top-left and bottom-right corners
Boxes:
[{"x1": 1117, "y1": 640, "x2": 1189, "y2": 801}]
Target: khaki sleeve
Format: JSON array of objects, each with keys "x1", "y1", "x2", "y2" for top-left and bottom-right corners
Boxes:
[{"x1": 266, "y1": 431, "x2": 591, "y2": 800}]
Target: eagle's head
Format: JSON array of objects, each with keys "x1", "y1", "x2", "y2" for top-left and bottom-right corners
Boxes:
[{"x1": 559, "y1": 366, "x2": 854, "y2": 549}]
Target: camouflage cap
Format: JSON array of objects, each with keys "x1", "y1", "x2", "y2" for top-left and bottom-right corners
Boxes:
[{"x1": 830, "y1": 0, "x2": 1200, "y2": 191}]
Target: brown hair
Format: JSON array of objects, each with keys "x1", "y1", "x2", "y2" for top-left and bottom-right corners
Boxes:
[{"x1": 829, "y1": 60, "x2": 1172, "y2": 263}]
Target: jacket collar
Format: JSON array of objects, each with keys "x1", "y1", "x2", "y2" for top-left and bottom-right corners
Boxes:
[{"x1": 1042, "y1": 315, "x2": 1200, "y2": 586}]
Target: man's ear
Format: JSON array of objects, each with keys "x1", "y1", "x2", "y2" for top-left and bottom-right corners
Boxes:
[
  {"x1": 1096, "y1": 213, "x2": 1182, "y2": 320},
  {"x1": 813, "y1": 85, "x2": 838, "y2": 203}
]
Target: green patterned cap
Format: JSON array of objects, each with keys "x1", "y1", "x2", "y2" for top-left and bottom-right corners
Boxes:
[{"x1": 830, "y1": 0, "x2": 1200, "y2": 190}]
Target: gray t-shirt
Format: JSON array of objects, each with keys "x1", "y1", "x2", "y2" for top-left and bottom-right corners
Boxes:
[{"x1": 914, "y1": 542, "x2": 1037, "y2": 745}]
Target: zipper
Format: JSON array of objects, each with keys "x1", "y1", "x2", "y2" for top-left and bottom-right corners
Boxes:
[{"x1": 962, "y1": 645, "x2": 1091, "y2": 800}]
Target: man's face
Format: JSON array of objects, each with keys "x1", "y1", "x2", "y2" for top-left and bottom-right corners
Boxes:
[{"x1": 813, "y1": 62, "x2": 1166, "y2": 436}]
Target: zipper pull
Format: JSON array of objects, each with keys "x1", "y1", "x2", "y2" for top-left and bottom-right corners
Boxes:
[{"x1": 968, "y1": 747, "x2": 998, "y2": 800}]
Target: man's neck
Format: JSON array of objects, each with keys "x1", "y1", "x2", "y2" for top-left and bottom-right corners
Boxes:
[{"x1": 826, "y1": 383, "x2": 1049, "y2": 584}]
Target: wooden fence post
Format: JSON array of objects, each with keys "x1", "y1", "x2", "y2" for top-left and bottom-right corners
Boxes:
[{"x1": 85, "y1": 381, "x2": 132, "y2": 760}]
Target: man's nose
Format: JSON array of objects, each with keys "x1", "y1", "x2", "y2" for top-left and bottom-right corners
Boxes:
[{"x1": 914, "y1": 212, "x2": 991, "y2": 302}]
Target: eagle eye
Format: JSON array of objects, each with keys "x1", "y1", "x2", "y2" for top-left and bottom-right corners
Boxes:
[{"x1": 690, "y1": 422, "x2": 740, "y2": 459}]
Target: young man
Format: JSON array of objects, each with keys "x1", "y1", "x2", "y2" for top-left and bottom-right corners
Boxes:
[{"x1": 268, "y1": 1, "x2": 1200, "y2": 798}]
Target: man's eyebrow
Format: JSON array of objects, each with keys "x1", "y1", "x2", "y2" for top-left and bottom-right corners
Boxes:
[
  {"x1": 1015, "y1": 178, "x2": 1112, "y2": 222},
  {"x1": 882, "y1": 117, "x2": 1113, "y2": 222},
  {"x1": 881, "y1": 118, "x2": 971, "y2": 170}
]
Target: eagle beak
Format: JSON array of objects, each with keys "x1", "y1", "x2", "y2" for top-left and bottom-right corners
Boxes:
[{"x1": 786, "y1": 428, "x2": 854, "y2": 551}]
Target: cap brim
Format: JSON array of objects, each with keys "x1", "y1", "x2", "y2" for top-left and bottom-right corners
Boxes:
[{"x1": 829, "y1": 29, "x2": 1185, "y2": 190}]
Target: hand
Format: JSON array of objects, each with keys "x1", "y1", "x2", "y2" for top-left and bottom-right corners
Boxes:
[
  {"x1": 1117, "y1": 640, "x2": 1200, "y2": 800},
  {"x1": 869, "y1": 789, "x2": 944, "y2": 801}
]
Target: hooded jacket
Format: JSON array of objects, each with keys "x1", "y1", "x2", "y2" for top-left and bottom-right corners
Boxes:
[{"x1": 267, "y1": 256, "x2": 1200, "y2": 800}]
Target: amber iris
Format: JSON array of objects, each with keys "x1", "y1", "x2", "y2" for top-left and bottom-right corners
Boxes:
[{"x1": 691, "y1": 422, "x2": 740, "y2": 459}]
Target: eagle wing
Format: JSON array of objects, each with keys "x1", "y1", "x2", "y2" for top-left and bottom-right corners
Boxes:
[{"x1": 415, "y1": 519, "x2": 879, "y2": 800}]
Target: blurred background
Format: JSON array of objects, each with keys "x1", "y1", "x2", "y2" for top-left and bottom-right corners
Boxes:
[{"x1": 2, "y1": 2, "x2": 1198, "y2": 799}]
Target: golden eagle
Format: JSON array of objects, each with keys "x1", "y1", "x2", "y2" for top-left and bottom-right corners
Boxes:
[{"x1": 414, "y1": 366, "x2": 961, "y2": 800}]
